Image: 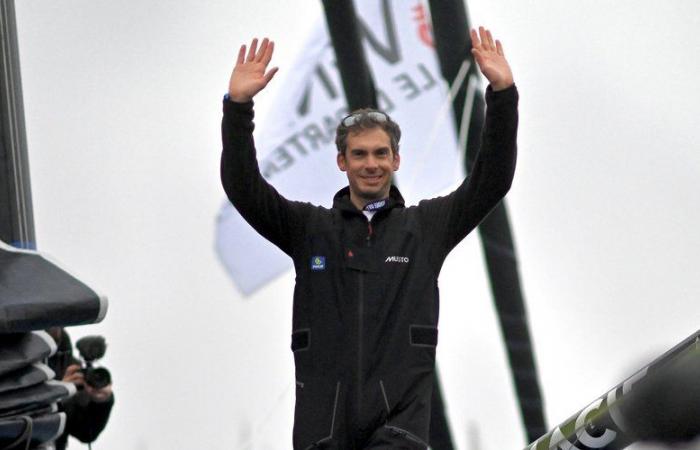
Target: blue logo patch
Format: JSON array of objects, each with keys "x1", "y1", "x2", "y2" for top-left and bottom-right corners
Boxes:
[{"x1": 311, "y1": 256, "x2": 326, "y2": 271}]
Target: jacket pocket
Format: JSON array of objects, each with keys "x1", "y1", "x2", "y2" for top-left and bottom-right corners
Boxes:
[
  {"x1": 291, "y1": 328, "x2": 311, "y2": 352},
  {"x1": 409, "y1": 324, "x2": 438, "y2": 348},
  {"x1": 384, "y1": 424, "x2": 429, "y2": 447}
]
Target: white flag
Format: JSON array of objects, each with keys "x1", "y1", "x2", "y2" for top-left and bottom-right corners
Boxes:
[{"x1": 216, "y1": 0, "x2": 464, "y2": 295}]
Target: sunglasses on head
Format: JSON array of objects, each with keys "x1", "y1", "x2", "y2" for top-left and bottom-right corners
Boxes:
[{"x1": 341, "y1": 111, "x2": 389, "y2": 127}]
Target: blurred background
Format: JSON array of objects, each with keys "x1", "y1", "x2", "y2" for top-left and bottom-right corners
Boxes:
[{"x1": 12, "y1": 0, "x2": 700, "y2": 448}]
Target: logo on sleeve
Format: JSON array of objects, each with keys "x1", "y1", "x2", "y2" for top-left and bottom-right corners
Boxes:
[{"x1": 311, "y1": 256, "x2": 326, "y2": 271}]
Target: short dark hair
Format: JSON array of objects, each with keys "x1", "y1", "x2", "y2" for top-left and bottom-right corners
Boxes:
[{"x1": 335, "y1": 108, "x2": 401, "y2": 155}]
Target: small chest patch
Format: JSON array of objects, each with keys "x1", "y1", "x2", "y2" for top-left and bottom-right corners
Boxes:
[
  {"x1": 385, "y1": 256, "x2": 410, "y2": 264},
  {"x1": 311, "y1": 256, "x2": 326, "y2": 271}
]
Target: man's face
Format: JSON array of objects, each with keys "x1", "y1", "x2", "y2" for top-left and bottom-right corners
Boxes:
[{"x1": 337, "y1": 127, "x2": 400, "y2": 207}]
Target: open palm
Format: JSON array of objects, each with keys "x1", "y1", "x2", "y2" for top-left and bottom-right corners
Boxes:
[
  {"x1": 228, "y1": 37, "x2": 278, "y2": 103},
  {"x1": 470, "y1": 27, "x2": 514, "y2": 91}
]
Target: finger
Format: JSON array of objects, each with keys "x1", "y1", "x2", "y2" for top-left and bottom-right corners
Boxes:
[
  {"x1": 496, "y1": 40, "x2": 505, "y2": 56},
  {"x1": 93, "y1": 391, "x2": 110, "y2": 402},
  {"x1": 470, "y1": 28, "x2": 480, "y2": 49},
  {"x1": 94, "y1": 385, "x2": 113, "y2": 396},
  {"x1": 64, "y1": 364, "x2": 81, "y2": 376},
  {"x1": 65, "y1": 373, "x2": 85, "y2": 385},
  {"x1": 236, "y1": 45, "x2": 246, "y2": 65},
  {"x1": 471, "y1": 48, "x2": 484, "y2": 67},
  {"x1": 263, "y1": 67, "x2": 279, "y2": 85},
  {"x1": 479, "y1": 27, "x2": 489, "y2": 50},
  {"x1": 246, "y1": 38, "x2": 258, "y2": 62},
  {"x1": 69, "y1": 372, "x2": 84, "y2": 381},
  {"x1": 87, "y1": 384, "x2": 113, "y2": 402},
  {"x1": 256, "y1": 37, "x2": 269, "y2": 62},
  {"x1": 261, "y1": 40, "x2": 274, "y2": 66},
  {"x1": 486, "y1": 29, "x2": 496, "y2": 50}
]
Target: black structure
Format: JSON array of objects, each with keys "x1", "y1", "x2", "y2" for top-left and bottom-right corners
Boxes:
[
  {"x1": 321, "y1": 0, "x2": 378, "y2": 111},
  {"x1": 0, "y1": 0, "x2": 35, "y2": 250},
  {"x1": 525, "y1": 330, "x2": 700, "y2": 450},
  {"x1": 427, "y1": 0, "x2": 548, "y2": 442},
  {"x1": 320, "y1": 1, "x2": 456, "y2": 448}
]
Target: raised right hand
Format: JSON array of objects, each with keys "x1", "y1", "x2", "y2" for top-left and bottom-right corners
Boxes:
[{"x1": 228, "y1": 37, "x2": 279, "y2": 103}]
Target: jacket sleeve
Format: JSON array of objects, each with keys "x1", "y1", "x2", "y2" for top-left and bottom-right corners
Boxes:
[
  {"x1": 220, "y1": 99, "x2": 309, "y2": 256},
  {"x1": 418, "y1": 84, "x2": 519, "y2": 264},
  {"x1": 63, "y1": 391, "x2": 114, "y2": 443}
]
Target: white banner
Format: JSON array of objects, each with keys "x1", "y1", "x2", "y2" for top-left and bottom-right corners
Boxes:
[{"x1": 216, "y1": 0, "x2": 466, "y2": 295}]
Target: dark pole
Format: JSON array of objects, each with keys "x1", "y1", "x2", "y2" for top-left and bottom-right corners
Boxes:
[
  {"x1": 320, "y1": 1, "x2": 456, "y2": 448},
  {"x1": 0, "y1": 0, "x2": 35, "y2": 249},
  {"x1": 427, "y1": 0, "x2": 548, "y2": 442},
  {"x1": 321, "y1": 0, "x2": 377, "y2": 111}
]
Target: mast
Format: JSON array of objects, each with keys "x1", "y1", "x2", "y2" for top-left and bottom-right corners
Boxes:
[
  {"x1": 0, "y1": 0, "x2": 35, "y2": 249},
  {"x1": 427, "y1": 0, "x2": 548, "y2": 442}
]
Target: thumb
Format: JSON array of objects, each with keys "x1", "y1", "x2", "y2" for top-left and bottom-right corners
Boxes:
[{"x1": 263, "y1": 67, "x2": 279, "y2": 86}]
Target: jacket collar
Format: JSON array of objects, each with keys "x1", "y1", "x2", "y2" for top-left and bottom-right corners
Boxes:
[{"x1": 332, "y1": 185, "x2": 406, "y2": 215}]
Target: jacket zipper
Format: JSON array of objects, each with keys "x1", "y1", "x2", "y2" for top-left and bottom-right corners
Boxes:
[
  {"x1": 357, "y1": 271, "x2": 364, "y2": 418},
  {"x1": 357, "y1": 219, "x2": 373, "y2": 423}
]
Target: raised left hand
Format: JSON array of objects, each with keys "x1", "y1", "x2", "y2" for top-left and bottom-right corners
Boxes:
[{"x1": 470, "y1": 27, "x2": 514, "y2": 91}]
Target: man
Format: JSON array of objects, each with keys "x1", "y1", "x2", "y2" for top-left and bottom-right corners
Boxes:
[
  {"x1": 221, "y1": 27, "x2": 517, "y2": 449},
  {"x1": 47, "y1": 328, "x2": 114, "y2": 450}
]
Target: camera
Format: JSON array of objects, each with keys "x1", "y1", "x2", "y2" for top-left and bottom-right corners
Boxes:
[{"x1": 75, "y1": 335, "x2": 112, "y2": 390}]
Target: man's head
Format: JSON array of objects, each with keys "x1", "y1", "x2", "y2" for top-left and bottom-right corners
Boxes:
[
  {"x1": 335, "y1": 109, "x2": 401, "y2": 156},
  {"x1": 335, "y1": 109, "x2": 402, "y2": 209}
]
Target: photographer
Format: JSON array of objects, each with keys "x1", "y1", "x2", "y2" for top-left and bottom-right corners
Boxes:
[{"x1": 46, "y1": 328, "x2": 114, "y2": 450}]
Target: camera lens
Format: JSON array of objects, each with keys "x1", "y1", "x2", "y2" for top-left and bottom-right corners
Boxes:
[{"x1": 85, "y1": 367, "x2": 112, "y2": 390}]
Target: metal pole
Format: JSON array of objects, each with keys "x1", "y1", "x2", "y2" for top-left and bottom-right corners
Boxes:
[
  {"x1": 0, "y1": 0, "x2": 35, "y2": 249},
  {"x1": 427, "y1": 0, "x2": 547, "y2": 442}
]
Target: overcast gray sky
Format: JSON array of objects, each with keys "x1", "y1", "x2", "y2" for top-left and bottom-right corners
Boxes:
[{"x1": 14, "y1": 1, "x2": 700, "y2": 449}]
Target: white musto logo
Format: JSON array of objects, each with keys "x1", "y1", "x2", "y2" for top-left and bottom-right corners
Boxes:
[{"x1": 385, "y1": 256, "x2": 410, "y2": 263}]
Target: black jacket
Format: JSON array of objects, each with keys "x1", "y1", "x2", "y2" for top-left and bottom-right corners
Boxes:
[{"x1": 221, "y1": 84, "x2": 518, "y2": 449}]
